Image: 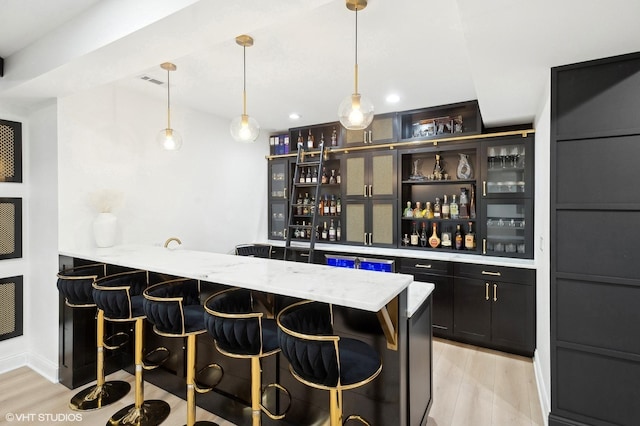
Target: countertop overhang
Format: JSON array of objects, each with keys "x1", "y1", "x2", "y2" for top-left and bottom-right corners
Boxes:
[{"x1": 60, "y1": 244, "x2": 416, "y2": 313}]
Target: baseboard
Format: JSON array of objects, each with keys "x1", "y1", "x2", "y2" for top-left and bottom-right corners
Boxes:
[
  {"x1": 533, "y1": 349, "x2": 550, "y2": 426},
  {"x1": 0, "y1": 353, "x2": 27, "y2": 375},
  {"x1": 28, "y1": 352, "x2": 58, "y2": 383}
]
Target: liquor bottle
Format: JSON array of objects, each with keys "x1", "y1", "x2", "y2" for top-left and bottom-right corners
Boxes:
[
  {"x1": 307, "y1": 129, "x2": 314, "y2": 149},
  {"x1": 433, "y1": 154, "x2": 445, "y2": 180},
  {"x1": 331, "y1": 127, "x2": 338, "y2": 146},
  {"x1": 310, "y1": 196, "x2": 316, "y2": 216},
  {"x1": 294, "y1": 224, "x2": 300, "y2": 239},
  {"x1": 428, "y1": 223, "x2": 441, "y2": 248},
  {"x1": 323, "y1": 195, "x2": 330, "y2": 215},
  {"x1": 300, "y1": 221, "x2": 306, "y2": 239},
  {"x1": 442, "y1": 195, "x2": 450, "y2": 219},
  {"x1": 410, "y1": 222, "x2": 419, "y2": 246},
  {"x1": 434, "y1": 197, "x2": 441, "y2": 218},
  {"x1": 441, "y1": 226, "x2": 452, "y2": 248},
  {"x1": 425, "y1": 202, "x2": 434, "y2": 219},
  {"x1": 321, "y1": 167, "x2": 328, "y2": 184},
  {"x1": 402, "y1": 234, "x2": 410, "y2": 246},
  {"x1": 329, "y1": 219, "x2": 336, "y2": 241},
  {"x1": 464, "y1": 221, "x2": 476, "y2": 250},
  {"x1": 469, "y1": 184, "x2": 476, "y2": 219},
  {"x1": 297, "y1": 131, "x2": 304, "y2": 150},
  {"x1": 284, "y1": 135, "x2": 290, "y2": 154},
  {"x1": 404, "y1": 201, "x2": 414, "y2": 218},
  {"x1": 320, "y1": 133, "x2": 325, "y2": 147},
  {"x1": 305, "y1": 167, "x2": 312, "y2": 183},
  {"x1": 302, "y1": 193, "x2": 310, "y2": 215},
  {"x1": 296, "y1": 194, "x2": 303, "y2": 215},
  {"x1": 455, "y1": 224, "x2": 463, "y2": 250},
  {"x1": 330, "y1": 195, "x2": 337, "y2": 215},
  {"x1": 311, "y1": 167, "x2": 318, "y2": 183},
  {"x1": 336, "y1": 220, "x2": 342, "y2": 241},
  {"x1": 414, "y1": 201, "x2": 423, "y2": 218},
  {"x1": 459, "y1": 188, "x2": 469, "y2": 218},
  {"x1": 450, "y1": 194, "x2": 459, "y2": 219},
  {"x1": 318, "y1": 196, "x2": 324, "y2": 216},
  {"x1": 336, "y1": 169, "x2": 341, "y2": 184},
  {"x1": 329, "y1": 169, "x2": 337, "y2": 184},
  {"x1": 336, "y1": 197, "x2": 342, "y2": 215},
  {"x1": 322, "y1": 221, "x2": 328, "y2": 240},
  {"x1": 420, "y1": 222, "x2": 427, "y2": 247},
  {"x1": 299, "y1": 168, "x2": 305, "y2": 184}
]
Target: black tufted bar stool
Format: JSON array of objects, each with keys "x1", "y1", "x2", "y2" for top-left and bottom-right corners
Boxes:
[
  {"x1": 234, "y1": 244, "x2": 273, "y2": 258},
  {"x1": 203, "y1": 288, "x2": 290, "y2": 426},
  {"x1": 93, "y1": 270, "x2": 170, "y2": 426},
  {"x1": 277, "y1": 300, "x2": 382, "y2": 426},
  {"x1": 57, "y1": 263, "x2": 131, "y2": 411},
  {"x1": 143, "y1": 278, "x2": 222, "y2": 426}
]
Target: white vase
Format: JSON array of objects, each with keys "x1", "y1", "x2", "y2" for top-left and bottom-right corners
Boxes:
[{"x1": 93, "y1": 212, "x2": 117, "y2": 247}]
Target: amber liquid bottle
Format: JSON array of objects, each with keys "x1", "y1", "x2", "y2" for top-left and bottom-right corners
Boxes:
[
  {"x1": 455, "y1": 224, "x2": 463, "y2": 250},
  {"x1": 429, "y1": 223, "x2": 441, "y2": 248},
  {"x1": 464, "y1": 221, "x2": 476, "y2": 250}
]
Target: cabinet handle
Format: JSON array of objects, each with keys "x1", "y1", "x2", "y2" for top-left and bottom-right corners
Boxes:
[
  {"x1": 481, "y1": 270, "x2": 501, "y2": 277},
  {"x1": 483, "y1": 181, "x2": 487, "y2": 197},
  {"x1": 482, "y1": 239, "x2": 487, "y2": 255},
  {"x1": 369, "y1": 184, "x2": 373, "y2": 197},
  {"x1": 485, "y1": 283, "x2": 490, "y2": 300},
  {"x1": 364, "y1": 233, "x2": 368, "y2": 245},
  {"x1": 415, "y1": 264, "x2": 432, "y2": 269},
  {"x1": 368, "y1": 232, "x2": 372, "y2": 246},
  {"x1": 301, "y1": 253, "x2": 309, "y2": 258},
  {"x1": 284, "y1": 187, "x2": 287, "y2": 200},
  {"x1": 493, "y1": 283, "x2": 498, "y2": 302},
  {"x1": 368, "y1": 130, "x2": 373, "y2": 143},
  {"x1": 364, "y1": 185, "x2": 368, "y2": 197},
  {"x1": 284, "y1": 229, "x2": 287, "y2": 239},
  {"x1": 363, "y1": 130, "x2": 368, "y2": 143}
]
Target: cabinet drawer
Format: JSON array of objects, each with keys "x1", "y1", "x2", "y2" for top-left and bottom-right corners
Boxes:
[
  {"x1": 454, "y1": 262, "x2": 534, "y2": 284},
  {"x1": 399, "y1": 258, "x2": 452, "y2": 276}
]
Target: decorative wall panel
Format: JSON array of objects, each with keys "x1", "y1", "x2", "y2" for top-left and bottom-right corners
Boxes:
[
  {"x1": 0, "y1": 276, "x2": 23, "y2": 341},
  {"x1": 0, "y1": 198, "x2": 22, "y2": 259},
  {"x1": 0, "y1": 119, "x2": 22, "y2": 183}
]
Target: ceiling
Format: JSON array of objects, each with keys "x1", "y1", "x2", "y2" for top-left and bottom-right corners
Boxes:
[{"x1": 2, "y1": 0, "x2": 640, "y2": 132}]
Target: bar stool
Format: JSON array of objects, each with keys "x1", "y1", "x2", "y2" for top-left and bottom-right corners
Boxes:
[
  {"x1": 93, "y1": 270, "x2": 170, "y2": 426},
  {"x1": 277, "y1": 300, "x2": 382, "y2": 426},
  {"x1": 143, "y1": 278, "x2": 222, "y2": 426},
  {"x1": 203, "y1": 288, "x2": 290, "y2": 426},
  {"x1": 57, "y1": 263, "x2": 131, "y2": 411},
  {"x1": 234, "y1": 244, "x2": 272, "y2": 258}
]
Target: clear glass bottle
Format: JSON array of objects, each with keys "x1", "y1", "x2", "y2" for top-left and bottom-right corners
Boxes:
[
  {"x1": 331, "y1": 127, "x2": 338, "y2": 147},
  {"x1": 329, "y1": 219, "x2": 336, "y2": 241},
  {"x1": 336, "y1": 169, "x2": 341, "y2": 184},
  {"x1": 296, "y1": 194, "x2": 303, "y2": 215},
  {"x1": 420, "y1": 222, "x2": 427, "y2": 247},
  {"x1": 410, "y1": 222, "x2": 419, "y2": 246},
  {"x1": 299, "y1": 168, "x2": 305, "y2": 184},
  {"x1": 322, "y1": 221, "x2": 328, "y2": 240},
  {"x1": 336, "y1": 197, "x2": 341, "y2": 215},
  {"x1": 330, "y1": 195, "x2": 337, "y2": 215},
  {"x1": 336, "y1": 220, "x2": 341, "y2": 241},
  {"x1": 329, "y1": 169, "x2": 337, "y2": 184},
  {"x1": 323, "y1": 195, "x2": 330, "y2": 215},
  {"x1": 434, "y1": 197, "x2": 442, "y2": 218},
  {"x1": 469, "y1": 184, "x2": 476, "y2": 219},
  {"x1": 425, "y1": 202, "x2": 434, "y2": 219},
  {"x1": 459, "y1": 188, "x2": 469, "y2": 218},
  {"x1": 302, "y1": 193, "x2": 310, "y2": 215},
  {"x1": 414, "y1": 201, "x2": 423, "y2": 218},
  {"x1": 442, "y1": 195, "x2": 450, "y2": 219},
  {"x1": 307, "y1": 129, "x2": 314, "y2": 149},
  {"x1": 450, "y1": 194, "x2": 459, "y2": 219},
  {"x1": 305, "y1": 167, "x2": 312, "y2": 183},
  {"x1": 404, "y1": 201, "x2": 414, "y2": 218},
  {"x1": 311, "y1": 167, "x2": 318, "y2": 183}
]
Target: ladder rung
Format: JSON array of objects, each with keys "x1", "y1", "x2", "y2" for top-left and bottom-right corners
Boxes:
[
  {"x1": 298, "y1": 161, "x2": 321, "y2": 167},
  {"x1": 293, "y1": 183, "x2": 319, "y2": 187},
  {"x1": 286, "y1": 246, "x2": 313, "y2": 252}
]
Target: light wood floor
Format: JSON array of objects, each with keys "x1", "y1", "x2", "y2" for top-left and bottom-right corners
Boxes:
[{"x1": 0, "y1": 338, "x2": 544, "y2": 426}]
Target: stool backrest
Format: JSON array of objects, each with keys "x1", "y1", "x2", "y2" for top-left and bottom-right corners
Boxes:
[
  {"x1": 92, "y1": 270, "x2": 147, "y2": 320},
  {"x1": 277, "y1": 300, "x2": 341, "y2": 388},
  {"x1": 204, "y1": 288, "x2": 265, "y2": 356},
  {"x1": 143, "y1": 278, "x2": 200, "y2": 335},
  {"x1": 235, "y1": 244, "x2": 272, "y2": 258},
  {"x1": 57, "y1": 263, "x2": 106, "y2": 307}
]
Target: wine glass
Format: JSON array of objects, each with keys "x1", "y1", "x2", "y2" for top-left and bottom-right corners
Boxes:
[{"x1": 488, "y1": 147, "x2": 497, "y2": 169}]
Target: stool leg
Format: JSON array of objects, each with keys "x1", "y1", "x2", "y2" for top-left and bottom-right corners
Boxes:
[
  {"x1": 108, "y1": 318, "x2": 170, "y2": 425},
  {"x1": 251, "y1": 357, "x2": 261, "y2": 426},
  {"x1": 329, "y1": 388, "x2": 343, "y2": 426},
  {"x1": 69, "y1": 309, "x2": 130, "y2": 411},
  {"x1": 186, "y1": 334, "x2": 197, "y2": 426}
]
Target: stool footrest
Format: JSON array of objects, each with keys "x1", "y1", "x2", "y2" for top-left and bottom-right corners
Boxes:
[
  {"x1": 142, "y1": 347, "x2": 170, "y2": 370},
  {"x1": 103, "y1": 332, "x2": 129, "y2": 351},
  {"x1": 344, "y1": 414, "x2": 372, "y2": 425},
  {"x1": 195, "y1": 363, "x2": 224, "y2": 393},
  {"x1": 260, "y1": 383, "x2": 291, "y2": 420}
]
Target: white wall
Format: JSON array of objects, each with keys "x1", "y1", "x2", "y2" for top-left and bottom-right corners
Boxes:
[
  {"x1": 533, "y1": 80, "x2": 551, "y2": 420},
  {"x1": 58, "y1": 84, "x2": 269, "y2": 254}
]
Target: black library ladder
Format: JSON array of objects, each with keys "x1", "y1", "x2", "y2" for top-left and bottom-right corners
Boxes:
[{"x1": 284, "y1": 141, "x2": 325, "y2": 263}]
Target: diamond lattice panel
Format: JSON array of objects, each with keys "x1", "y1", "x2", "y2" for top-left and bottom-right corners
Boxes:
[{"x1": 0, "y1": 119, "x2": 22, "y2": 182}]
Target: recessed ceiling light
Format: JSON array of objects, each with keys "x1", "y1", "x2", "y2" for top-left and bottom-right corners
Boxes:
[
  {"x1": 289, "y1": 113, "x2": 301, "y2": 120},
  {"x1": 386, "y1": 94, "x2": 400, "y2": 103}
]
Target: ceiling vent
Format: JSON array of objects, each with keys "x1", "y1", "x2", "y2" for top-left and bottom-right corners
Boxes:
[{"x1": 139, "y1": 75, "x2": 164, "y2": 85}]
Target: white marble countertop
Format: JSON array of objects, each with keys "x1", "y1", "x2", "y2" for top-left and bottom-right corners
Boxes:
[
  {"x1": 407, "y1": 282, "x2": 435, "y2": 318},
  {"x1": 60, "y1": 244, "x2": 417, "y2": 313}
]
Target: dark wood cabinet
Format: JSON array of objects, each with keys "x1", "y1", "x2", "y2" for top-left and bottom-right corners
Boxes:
[
  {"x1": 399, "y1": 258, "x2": 453, "y2": 338},
  {"x1": 550, "y1": 51, "x2": 640, "y2": 426},
  {"x1": 397, "y1": 100, "x2": 482, "y2": 142},
  {"x1": 268, "y1": 158, "x2": 293, "y2": 240},
  {"x1": 344, "y1": 112, "x2": 397, "y2": 146},
  {"x1": 342, "y1": 151, "x2": 397, "y2": 247},
  {"x1": 453, "y1": 263, "x2": 535, "y2": 356}
]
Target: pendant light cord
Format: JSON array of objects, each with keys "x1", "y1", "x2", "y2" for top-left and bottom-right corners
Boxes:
[
  {"x1": 242, "y1": 44, "x2": 247, "y2": 116},
  {"x1": 166, "y1": 67, "x2": 171, "y2": 129},
  {"x1": 354, "y1": 5, "x2": 359, "y2": 94}
]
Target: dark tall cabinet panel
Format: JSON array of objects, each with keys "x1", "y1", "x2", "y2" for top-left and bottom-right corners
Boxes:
[{"x1": 551, "y1": 51, "x2": 640, "y2": 426}]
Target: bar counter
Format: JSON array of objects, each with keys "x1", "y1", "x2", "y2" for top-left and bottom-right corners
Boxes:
[{"x1": 59, "y1": 244, "x2": 434, "y2": 426}]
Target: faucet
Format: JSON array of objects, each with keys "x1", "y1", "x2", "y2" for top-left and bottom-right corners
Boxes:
[{"x1": 164, "y1": 237, "x2": 182, "y2": 248}]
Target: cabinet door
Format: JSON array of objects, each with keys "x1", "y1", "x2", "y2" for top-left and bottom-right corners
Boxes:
[
  {"x1": 481, "y1": 135, "x2": 533, "y2": 198},
  {"x1": 412, "y1": 272, "x2": 453, "y2": 338},
  {"x1": 268, "y1": 159, "x2": 291, "y2": 240},
  {"x1": 490, "y1": 280, "x2": 535, "y2": 353},
  {"x1": 370, "y1": 152, "x2": 396, "y2": 198},
  {"x1": 454, "y1": 277, "x2": 491, "y2": 343},
  {"x1": 370, "y1": 200, "x2": 395, "y2": 246},
  {"x1": 344, "y1": 156, "x2": 366, "y2": 198},
  {"x1": 344, "y1": 202, "x2": 366, "y2": 245},
  {"x1": 269, "y1": 201, "x2": 287, "y2": 240},
  {"x1": 481, "y1": 199, "x2": 533, "y2": 258},
  {"x1": 344, "y1": 113, "x2": 396, "y2": 146}
]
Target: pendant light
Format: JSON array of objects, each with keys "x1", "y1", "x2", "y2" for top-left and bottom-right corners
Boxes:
[
  {"x1": 338, "y1": 0, "x2": 374, "y2": 130},
  {"x1": 230, "y1": 35, "x2": 260, "y2": 142},
  {"x1": 157, "y1": 62, "x2": 183, "y2": 150}
]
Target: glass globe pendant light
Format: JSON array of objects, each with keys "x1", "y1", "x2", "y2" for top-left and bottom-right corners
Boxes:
[
  {"x1": 157, "y1": 62, "x2": 183, "y2": 150},
  {"x1": 230, "y1": 35, "x2": 260, "y2": 142},
  {"x1": 338, "y1": 0, "x2": 374, "y2": 130}
]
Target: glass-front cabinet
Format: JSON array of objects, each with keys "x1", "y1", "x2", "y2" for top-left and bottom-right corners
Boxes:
[
  {"x1": 482, "y1": 200, "x2": 533, "y2": 257},
  {"x1": 268, "y1": 158, "x2": 292, "y2": 240},
  {"x1": 481, "y1": 134, "x2": 533, "y2": 198}
]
